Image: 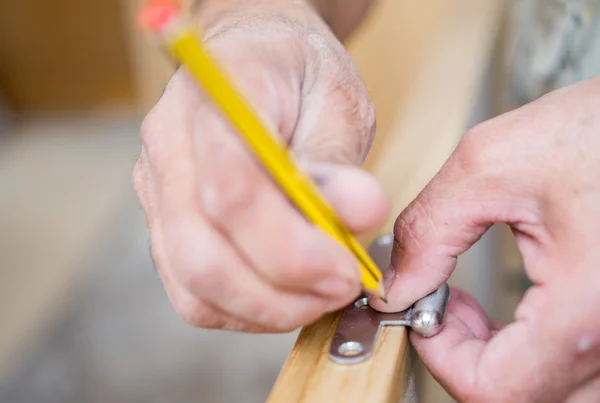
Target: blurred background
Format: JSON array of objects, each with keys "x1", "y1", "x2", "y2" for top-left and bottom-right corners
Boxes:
[
  {"x1": 0, "y1": 0, "x2": 596, "y2": 402},
  {"x1": 0, "y1": 1, "x2": 300, "y2": 402}
]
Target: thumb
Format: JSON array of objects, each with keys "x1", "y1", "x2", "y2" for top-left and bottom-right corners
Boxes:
[
  {"x1": 292, "y1": 73, "x2": 387, "y2": 234},
  {"x1": 300, "y1": 162, "x2": 389, "y2": 234},
  {"x1": 370, "y1": 143, "x2": 530, "y2": 312}
]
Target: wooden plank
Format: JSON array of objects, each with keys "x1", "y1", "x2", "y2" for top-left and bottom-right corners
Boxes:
[
  {"x1": 269, "y1": 312, "x2": 410, "y2": 403},
  {"x1": 267, "y1": 1, "x2": 504, "y2": 401}
]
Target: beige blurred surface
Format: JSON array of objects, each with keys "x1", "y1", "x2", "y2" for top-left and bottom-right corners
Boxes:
[
  {"x1": 0, "y1": 116, "x2": 299, "y2": 403},
  {"x1": 0, "y1": 0, "x2": 134, "y2": 111},
  {"x1": 0, "y1": 115, "x2": 140, "y2": 379}
]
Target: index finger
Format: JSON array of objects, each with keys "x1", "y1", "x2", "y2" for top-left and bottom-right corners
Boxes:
[
  {"x1": 369, "y1": 125, "x2": 539, "y2": 312},
  {"x1": 368, "y1": 155, "x2": 494, "y2": 312}
]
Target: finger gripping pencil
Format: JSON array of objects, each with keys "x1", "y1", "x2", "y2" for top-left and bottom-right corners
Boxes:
[{"x1": 138, "y1": 0, "x2": 387, "y2": 301}]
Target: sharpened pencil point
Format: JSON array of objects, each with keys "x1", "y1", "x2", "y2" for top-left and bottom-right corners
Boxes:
[{"x1": 371, "y1": 281, "x2": 387, "y2": 303}]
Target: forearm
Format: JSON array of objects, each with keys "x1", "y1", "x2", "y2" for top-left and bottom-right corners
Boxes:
[{"x1": 194, "y1": 0, "x2": 375, "y2": 41}]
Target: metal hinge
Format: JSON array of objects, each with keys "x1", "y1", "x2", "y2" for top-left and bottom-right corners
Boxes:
[{"x1": 329, "y1": 235, "x2": 450, "y2": 364}]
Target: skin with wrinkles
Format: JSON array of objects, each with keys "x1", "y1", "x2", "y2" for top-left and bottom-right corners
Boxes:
[
  {"x1": 369, "y1": 77, "x2": 600, "y2": 402},
  {"x1": 134, "y1": 0, "x2": 600, "y2": 401},
  {"x1": 133, "y1": 0, "x2": 387, "y2": 334}
]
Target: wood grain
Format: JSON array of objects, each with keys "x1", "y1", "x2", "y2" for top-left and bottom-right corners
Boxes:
[
  {"x1": 269, "y1": 313, "x2": 410, "y2": 403},
  {"x1": 267, "y1": 1, "x2": 504, "y2": 401}
]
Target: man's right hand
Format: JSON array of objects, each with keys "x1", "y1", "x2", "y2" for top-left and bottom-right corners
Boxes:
[{"x1": 132, "y1": 0, "x2": 388, "y2": 333}]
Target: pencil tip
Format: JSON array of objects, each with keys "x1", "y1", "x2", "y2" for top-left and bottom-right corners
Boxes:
[{"x1": 375, "y1": 281, "x2": 388, "y2": 303}]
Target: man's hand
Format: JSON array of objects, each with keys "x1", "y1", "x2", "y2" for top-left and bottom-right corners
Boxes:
[
  {"x1": 370, "y1": 77, "x2": 600, "y2": 402},
  {"x1": 133, "y1": 0, "x2": 387, "y2": 333}
]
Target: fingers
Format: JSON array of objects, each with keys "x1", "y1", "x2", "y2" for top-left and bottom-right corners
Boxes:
[
  {"x1": 411, "y1": 287, "x2": 595, "y2": 403},
  {"x1": 193, "y1": 103, "x2": 365, "y2": 298},
  {"x1": 370, "y1": 126, "x2": 542, "y2": 312},
  {"x1": 291, "y1": 50, "x2": 376, "y2": 166},
  {"x1": 408, "y1": 287, "x2": 534, "y2": 402},
  {"x1": 141, "y1": 51, "x2": 376, "y2": 320},
  {"x1": 135, "y1": 16, "x2": 383, "y2": 333},
  {"x1": 446, "y1": 288, "x2": 498, "y2": 341},
  {"x1": 188, "y1": 41, "x2": 384, "y2": 296},
  {"x1": 369, "y1": 167, "x2": 490, "y2": 311},
  {"x1": 301, "y1": 162, "x2": 388, "y2": 233},
  {"x1": 410, "y1": 310, "x2": 487, "y2": 400},
  {"x1": 154, "y1": 212, "x2": 341, "y2": 333}
]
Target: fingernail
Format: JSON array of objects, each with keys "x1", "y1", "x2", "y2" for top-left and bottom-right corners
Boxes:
[
  {"x1": 297, "y1": 161, "x2": 334, "y2": 189},
  {"x1": 382, "y1": 265, "x2": 395, "y2": 293},
  {"x1": 311, "y1": 172, "x2": 328, "y2": 188},
  {"x1": 316, "y1": 277, "x2": 353, "y2": 296}
]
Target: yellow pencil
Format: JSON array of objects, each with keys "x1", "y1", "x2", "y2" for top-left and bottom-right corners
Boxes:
[{"x1": 139, "y1": 0, "x2": 386, "y2": 301}]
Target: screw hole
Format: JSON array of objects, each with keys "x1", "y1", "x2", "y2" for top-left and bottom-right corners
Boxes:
[
  {"x1": 338, "y1": 341, "x2": 363, "y2": 356},
  {"x1": 354, "y1": 297, "x2": 369, "y2": 310}
]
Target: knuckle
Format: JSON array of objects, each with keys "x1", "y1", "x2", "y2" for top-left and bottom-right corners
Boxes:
[
  {"x1": 176, "y1": 253, "x2": 224, "y2": 295},
  {"x1": 131, "y1": 158, "x2": 144, "y2": 193},
  {"x1": 394, "y1": 197, "x2": 433, "y2": 250},
  {"x1": 139, "y1": 69, "x2": 197, "y2": 166},
  {"x1": 335, "y1": 70, "x2": 376, "y2": 152},
  {"x1": 156, "y1": 230, "x2": 225, "y2": 296},
  {"x1": 166, "y1": 271, "x2": 229, "y2": 330},
  {"x1": 360, "y1": 95, "x2": 377, "y2": 138},
  {"x1": 202, "y1": 159, "x2": 260, "y2": 220},
  {"x1": 280, "y1": 252, "x2": 313, "y2": 284},
  {"x1": 271, "y1": 238, "x2": 336, "y2": 287},
  {"x1": 352, "y1": 95, "x2": 377, "y2": 160},
  {"x1": 340, "y1": 89, "x2": 377, "y2": 163},
  {"x1": 132, "y1": 157, "x2": 149, "y2": 204},
  {"x1": 132, "y1": 155, "x2": 160, "y2": 229},
  {"x1": 172, "y1": 295, "x2": 224, "y2": 329},
  {"x1": 313, "y1": 72, "x2": 376, "y2": 165},
  {"x1": 139, "y1": 106, "x2": 164, "y2": 164},
  {"x1": 337, "y1": 79, "x2": 376, "y2": 134},
  {"x1": 270, "y1": 309, "x2": 310, "y2": 333},
  {"x1": 454, "y1": 123, "x2": 491, "y2": 174}
]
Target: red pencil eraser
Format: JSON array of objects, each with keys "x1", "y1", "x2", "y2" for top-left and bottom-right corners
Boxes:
[{"x1": 138, "y1": 0, "x2": 181, "y2": 33}]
